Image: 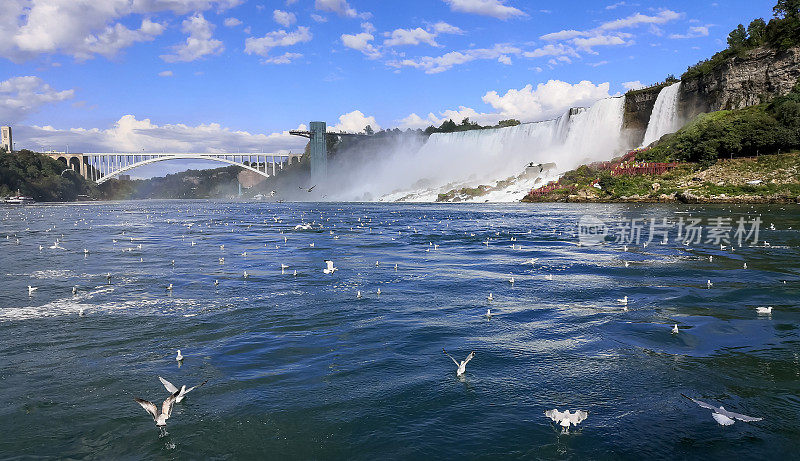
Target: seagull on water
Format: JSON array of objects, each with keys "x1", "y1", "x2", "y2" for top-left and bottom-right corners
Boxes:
[
  {"x1": 376, "y1": 288, "x2": 381, "y2": 295},
  {"x1": 743, "y1": 262, "x2": 747, "y2": 269},
  {"x1": 509, "y1": 275, "x2": 515, "y2": 284},
  {"x1": 72, "y1": 285, "x2": 78, "y2": 295},
  {"x1": 243, "y1": 270, "x2": 249, "y2": 278},
  {"x1": 159, "y1": 376, "x2": 208, "y2": 403},
  {"x1": 134, "y1": 390, "x2": 180, "y2": 427},
  {"x1": 617, "y1": 296, "x2": 628, "y2": 305},
  {"x1": 545, "y1": 409, "x2": 588, "y2": 430},
  {"x1": 624, "y1": 261, "x2": 630, "y2": 267},
  {"x1": 485, "y1": 308, "x2": 492, "y2": 319},
  {"x1": 756, "y1": 306, "x2": 773, "y2": 315},
  {"x1": 281, "y1": 264, "x2": 289, "y2": 275},
  {"x1": 707, "y1": 280, "x2": 713, "y2": 288},
  {"x1": 357, "y1": 291, "x2": 362, "y2": 299},
  {"x1": 671, "y1": 324, "x2": 679, "y2": 334},
  {"x1": 443, "y1": 349, "x2": 475, "y2": 377},
  {"x1": 166, "y1": 284, "x2": 173, "y2": 292},
  {"x1": 323, "y1": 260, "x2": 337, "y2": 274},
  {"x1": 214, "y1": 279, "x2": 219, "y2": 286},
  {"x1": 28, "y1": 285, "x2": 37, "y2": 296},
  {"x1": 487, "y1": 293, "x2": 494, "y2": 301},
  {"x1": 681, "y1": 394, "x2": 762, "y2": 426},
  {"x1": 176, "y1": 350, "x2": 184, "y2": 362}
]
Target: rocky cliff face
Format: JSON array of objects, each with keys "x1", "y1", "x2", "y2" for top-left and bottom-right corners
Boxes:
[
  {"x1": 622, "y1": 85, "x2": 664, "y2": 146},
  {"x1": 680, "y1": 46, "x2": 800, "y2": 119}
]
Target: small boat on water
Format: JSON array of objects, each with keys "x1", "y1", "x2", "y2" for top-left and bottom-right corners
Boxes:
[{"x1": 2, "y1": 192, "x2": 35, "y2": 204}]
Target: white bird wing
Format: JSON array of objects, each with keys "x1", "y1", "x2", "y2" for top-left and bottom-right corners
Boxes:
[
  {"x1": 159, "y1": 376, "x2": 179, "y2": 394},
  {"x1": 442, "y1": 349, "x2": 460, "y2": 366},
  {"x1": 325, "y1": 260, "x2": 334, "y2": 270},
  {"x1": 184, "y1": 379, "x2": 209, "y2": 395},
  {"x1": 134, "y1": 398, "x2": 158, "y2": 420},
  {"x1": 567, "y1": 410, "x2": 588, "y2": 425},
  {"x1": 682, "y1": 394, "x2": 719, "y2": 411},
  {"x1": 712, "y1": 412, "x2": 735, "y2": 425},
  {"x1": 544, "y1": 409, "x2": 563, "y2": 422},
  {"x1": 719, "y1": 408, "x2": 763, "y2": 422},
  {"x1": 463, "y1": 351, "x2": 475, "y2": 365},
  {"x1": 161, "y1": 391, "x2": 180, "y2": 419}
]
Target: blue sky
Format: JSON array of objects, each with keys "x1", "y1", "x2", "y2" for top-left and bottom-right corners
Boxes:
[{"x1": 0, "y1": 0, "x2": 778, "y2": 175}]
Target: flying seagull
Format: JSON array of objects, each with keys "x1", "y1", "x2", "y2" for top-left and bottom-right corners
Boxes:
[
  {"x1": 134, "y1": 390, "x2": 180, "y2": 427},
  {"x1": 159, "y1": 376, "x2": 208, "y2": 403},
  {"x1": 443, "y1": 349, "x2": 475, "y2": 376},
  {"x1": 681, "y1": 394, "x2": 762, "y2": 425},
  {"x1": 545, "y1": 409, "x2": 588, "y2": 429}
]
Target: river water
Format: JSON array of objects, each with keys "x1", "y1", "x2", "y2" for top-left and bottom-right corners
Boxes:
[{"x1": 1, "y1": 201, "x2": 798, "y2": 459}]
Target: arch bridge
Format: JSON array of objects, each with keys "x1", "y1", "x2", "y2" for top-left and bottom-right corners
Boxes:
[{"x1": 44, "y1": 152, "x2": 303, "y2": 184}]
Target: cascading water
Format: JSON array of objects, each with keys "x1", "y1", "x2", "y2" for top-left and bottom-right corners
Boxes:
[
  {"x1": 328, "y1": 96, "x2": 629, "y2": 202},
  {"x1": 641, "y1": 82, "x2": 682, "y2": 147}
]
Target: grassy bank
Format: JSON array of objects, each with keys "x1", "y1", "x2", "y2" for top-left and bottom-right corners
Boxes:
[{"x1": 523, "y1": 152, "x2": 800, "y2": 203}]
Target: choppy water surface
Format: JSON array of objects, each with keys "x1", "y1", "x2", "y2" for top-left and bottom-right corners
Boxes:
[{"x1": 1, "y1": 201, "x2": 799, "y2": 459}]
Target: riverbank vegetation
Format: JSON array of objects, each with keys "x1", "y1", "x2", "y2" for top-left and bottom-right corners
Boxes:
[{"x1": 0, "y1": 149, "x2": 97, "y2": 201}]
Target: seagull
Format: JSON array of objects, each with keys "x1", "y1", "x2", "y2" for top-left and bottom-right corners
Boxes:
[
  {"x1": 158, "y1": 376, "x2": 208, "y2": 403},
  {"x1": 214, "y1": 279, "x2": 219, "y2": 287},
  {"x1": 681, "y1": 394, "x2": 762, "y2": 425},
  {"x1": 134, "y1": 390, "x2": 180, "y2": 427},
  {"x1": 72, "y1": 285, "x2": 78, "y2": 295},
  {"x1": 377, "y1": 288, "x2": 381, "y2": 295},
  {"x1": 545, "y1": 409, "x2": 588, "y2": 430},
  {"x1": 617, "y1": 296, "x2": 628, "y2": 305},
  {"x1": 671, "y1": 324, "x2": 679, "y2": 334},
  {"x1": 624, "y1": 261, "x2": 630, "y2": 267},
  {"x1": 281, "y1": 264, "x2": 289, "y2": 275},
  {"x1": 28, "y1": 285, "x2": 37, "y2": 296},
  {"x1": 106, "y1": 273, "x2": 112, "y2": 283},
  {"x1": 709, "y1": 255, "x2": 713, "y2": 262},
  {"x1": 83, "y1": 248, "x2": 89, "y2": 254},
  {"x1": 394, "y1": 263, "x2": 398, "y2": 271},
  {"x1": 243, "y1": 270, "x2": 249, "y2": 279},
  {"x1": 323, "y1": 260, "x2": 337, "y2": 274},
  {"x1": 743, "y1": 262, "x2": 747, "y2": 269},
  {"x1": 485, "y1": 308, "x2": 492, "y2": 319},
  {"x1": 487, "y1": 293, "x2": 494, "y2": 301},
  {"x1": 176, "y1": 350, "x2": 184, "y2": 362},
  {"x1": 509, "y1": 276, "x2": 515, "y2": 284},
  {"x1": 357, "y1": 291, "x2": 362, "y2": 299},
  {"x1": 375, "y1": 261, "x2": 380, "y2": 267},
  {"x1": 166, "y1": 284, "x2": 173, "y2": 291},
  {"x1": 707, "y1": 280, "x2": 713, "y2": 288},
  {"x1": 756, "y1": 306, "x2": 773, "y2": 315},
  {"x1": 443, "y1": 349, "x2": 475, "y2": 377}
]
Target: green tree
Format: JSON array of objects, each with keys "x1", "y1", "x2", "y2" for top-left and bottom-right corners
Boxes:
[
  {"x1": 747, "y1": 18, "x2": 767, "y2": 45},
  {"x1": 727, "y1": 24, "x2": 748, "y2": 48},
  {"x1": 774, "y1": 0, "x2": 800, "y2": 19}
]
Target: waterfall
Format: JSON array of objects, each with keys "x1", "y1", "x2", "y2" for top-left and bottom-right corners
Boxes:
[
  {"x1": 641, "y1": 82, "x2": 682, "y2": 147},
  {"x1": 329, "y1": 96, "x2": 629, "y2": 202}
]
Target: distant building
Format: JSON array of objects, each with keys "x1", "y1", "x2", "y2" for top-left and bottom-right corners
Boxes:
[{"x1": 1, "y1": 126, "x2": 11, "y2": 152}]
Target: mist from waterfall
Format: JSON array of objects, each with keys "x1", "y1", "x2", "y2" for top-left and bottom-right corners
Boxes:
[
  {"x1": 641, "y1": 82, "x2": 682, "y2": 147},
  {"x1": 326, "y1": 96, "x2": 629, "y2": 202}
]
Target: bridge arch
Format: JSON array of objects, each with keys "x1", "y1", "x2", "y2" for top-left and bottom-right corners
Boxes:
[{"x1": 94, "y1": 155, "x2": 273, "y2": 184}]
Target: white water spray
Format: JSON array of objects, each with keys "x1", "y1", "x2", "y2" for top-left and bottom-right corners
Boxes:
[
  {"x1": 328, "y1": 96, "x2": 629, "y2": 202},
  {"x1": 641, "y1": 82, "x2": 682, "y2": 147}
]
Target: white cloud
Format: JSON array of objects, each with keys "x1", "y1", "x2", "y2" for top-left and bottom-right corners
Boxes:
[
  {"x1": 384, "y1": 28, "x2": 439, "y2": 47},
  {"x1": 314, "y1": 0, "x2": 370, "y2": 19},
  {"x1": 443, "y1": 0, "x2": 526, "y2": 19},
  {"x1": 0, "y1": 76, "x2": 75, "y2": 124},
  {"x1": 311, "y1": 14, "x2": 328, "y2": 23},
  {"x1": 540, "y1": 30, "x2": 585, "y2": 42},
  {"x1": 273, "y1": 10, "x2": 297, "y2": 27},
  {"x1": 523, "y1": 43, "x2": 578, "y2": 58},
  {"x1": 160, "y1": 13, "x2": 223, "y2": 62},
  {"x1": 431, "y1": 22, "x2": 464, "y2": 34},
  {"x1": 224, "y1": 17, "x2": 242, "y2": 27},
  {"x1": 330, "y1": 110, "x2": 381, "y2": 132},
  {"x1": 244, "y1": 26, "x2": 313, "y2": 60},
  {"x1": 670, "y1": 26, "x2": 710, "y2": 39},
  {"x1": 388, "y1": 44, "x2": 521, "y2": 73},
  {"x1": 605, "y1": 1, "x2": 626, "y2": 10},
  {"x1": 599, "y1": 10, "x2": 682, "y2": 31},
  {"x1": 16, "y1": 114, "x2": 308, "y2": 155},
  {"x1": 498, "y1": 55, "x2": 512, "y2": 65},
  {"x1": 622, "y1": 80, "x2": 645, "y2": 90},
  {"x1": 481, "y1": 80, "x2": 612, "y2": 121},
  {"x1": 571, "y1": 33, "x2": 632, "y2": 53},
  {"x1": 0, "y1": 0, "x2": 236, "y2": 61},
  {"x1": 341, "y1": 30, "x2": 380, "y2": 59},
  {"x1": 398, "y1": 79, "x2": 612, "y2": 129},
  {"x1": 261, "y1": 52, "x2": 303, "y2": 64},
  {"x1": 158, "y1": 70, "x2": 174, "y2": 77}
]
